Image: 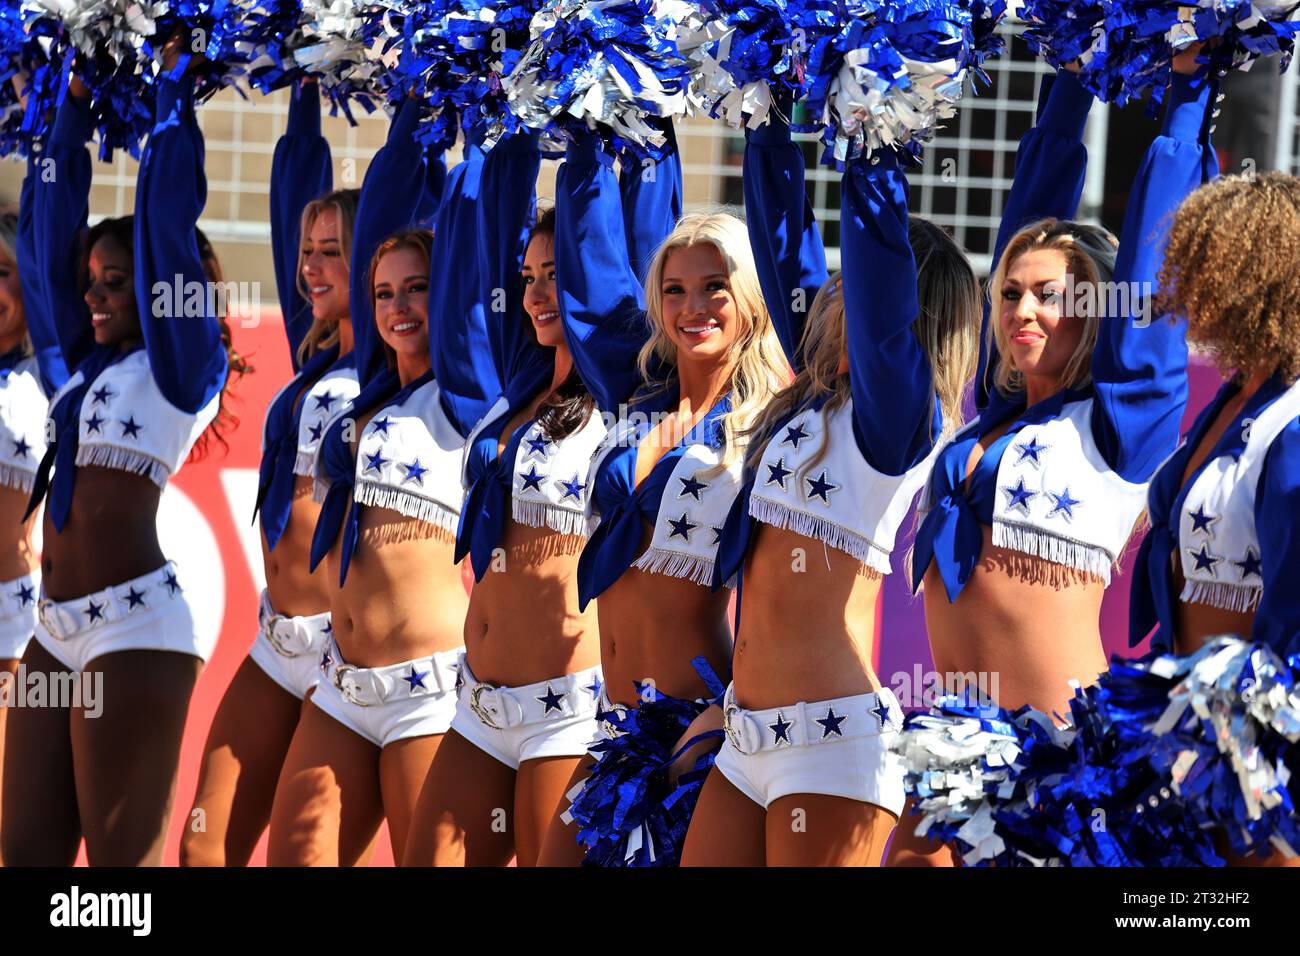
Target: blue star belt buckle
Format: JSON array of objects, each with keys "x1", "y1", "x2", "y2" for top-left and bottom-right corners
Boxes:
[
  {"x1": 333, "y1": 664, "x2": 371, "y2": 707},
  {"x1": 37, "y1": 597, "x2": 81, "y2": 641}
]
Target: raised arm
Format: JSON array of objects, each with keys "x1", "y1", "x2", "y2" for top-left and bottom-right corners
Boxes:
[
  {"x1": 840, "y1": 148, "x2": 938, "y2": 475},
  {"x1": 742, "y1": 113, "x2": 828, "y2": 369},
  {"x1": 17, "y1": 151, "x2": 70, "y2": 393},
  {"x1": 349, "y1": 96, "x2": 430, "y2": 388},
  {"x1": 554, "y1": 129, "x2": 665, "y2": 414},
  {"x1": 1091, "y1": 72, "x2": 1217, "y2": 483},
  {"x1": 132, "y1": 75, "x2": 227, "y2": 412},
  {"x1": 1253, "y1": 422, "x2": 1300, "y2": 657},
  {"x1": 416, "y1": 142, "x2": 448, "y2": 227},
  {"x1": 620, "y1": 123, "x2": 683, "y2": 285},
  {"x1": 977, "y1": 69, "x2": 1094, "y2": 409},
  {"x1": 270, "y1": 80, "x2": 332, "y2": 369}
]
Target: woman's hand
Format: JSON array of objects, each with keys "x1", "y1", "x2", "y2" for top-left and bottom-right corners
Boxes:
[
  {"x1": 666, "y1": 704, "x2": 724, "y2": 787},
  {"x1": 1172, "y1": 41, "x2": 1206, "y2": 76},
  {"x1": 160, "y1": 24, "x2": 207, "y2": 75}
]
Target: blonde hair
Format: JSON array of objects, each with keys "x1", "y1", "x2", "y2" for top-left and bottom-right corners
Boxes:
[
  {"x1": 986, "y1": 218, "x2": 1117, "y2": 399},
  {"x1": 745, "y1": 216, "x2": 980, "y2": 480},
  {"x1": 639, "y1": 212, "x2": 787, "y2": 471},
  {"x1": 294, "y1": 188, "x2": 360, "y2": 367}
]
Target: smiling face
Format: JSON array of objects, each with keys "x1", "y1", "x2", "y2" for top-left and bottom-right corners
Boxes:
[
  {"x1": 0, "y1": 247, "x2": 26, "y2": 353},
  {"x1": 372, "y1": 245, "x2": 430, "y2": 362},
  {"x1": 521, "y1": 232, "x2": 563, "y2": 348},
  {"x1": 301, "y1": 205, "x2": 349, "y2": 323},
  {"x1": 84, "y1": 234, "x2": 141, "y2": 347},
  {"x1": 658, "y1": 243, "x2": 745, "y2": 369},
  {"x1": 998, "y1": 247, "x2": 1086, "y2": 395}
]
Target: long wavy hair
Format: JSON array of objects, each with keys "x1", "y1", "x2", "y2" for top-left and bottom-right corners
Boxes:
[
  {"x1": 366, "y1": 227, "x2": 434, "y2": 372},
  {"x1": 745, "y1": 216, "x2": 980, "y2": 480},
  {"x1": 0, "y1": 211, "x2": 30, "y2": 355},
  {"x1": 639, "y1": 212, "x2": 787, "y2": 471},
  {"x1": 986, "y1": 218, "x2": 1117, "y2": 399},
  {"x1": 78, "y1": 216, "x2": 251, "y2": 460},
  {"x1": 295, "y1": 188, "x2": 360, "y2": 367}
]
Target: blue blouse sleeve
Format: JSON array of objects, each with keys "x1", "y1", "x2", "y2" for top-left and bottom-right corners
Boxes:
[
  {"x1": 620, "y1": 124, "x2": 683, "y2": 285},
  {"x1": 977, "y1": 70, "x2": 1093, "y2": 409},
  {"x1": 132, "y1": 76, "x2": 227, "y2": 412},
  {"x1": 840, "y1": 148, "x2": 938, "y2": 475},
  {"x1": 1091, "y1": 73, "x2": 1217, "y2": 483},
  {"x1": 416, "y1": 143, "x2": 448, "y2": 227},
  {"x1": 30, "y1": 93, "x2": 96, "y2": 375},
  {"x1": 349, "y1": 96, "x2": 429, "y2": 389},
  {"x1": 17, "y1": 152, "x2": 70, "y2": 394},
  {"x1": 555, "y1": 129, "x2": 665, "y2": 414},
  {"x1": 742, "y1": 114, "x2": 829, "y2": 370},
  {"x1": 1253, "y1": 420, "x2": 1300, "y2": 657},
  {"x1": 270, "y1": 81, "x2": 332, "y2": 370},
  {"x1": 477, "y1": 129, "x2": 543, "y2": 386}
]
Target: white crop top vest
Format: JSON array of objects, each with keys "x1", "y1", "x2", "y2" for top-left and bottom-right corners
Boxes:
[
  {"x1": 1177, "y1": 378, "x2": 1300, "y2": 613},
  {"x1": 0, "y1": 357, "x2": 49, "y2": 494},
  {"x1": 462, "y1": 395, "x2": 608, "y2": 537},
  {"x1": 51, "y1": 350, "x2": 219, "y2": 487},
  {"x1": 921, "y1": 397, "x2": 1149, "y2": 584},
  {"x1": 749, "y1": 401, "x2": 938, "y2": 576},
  {"x1": 261, "y1": 365, "x2": 361, "y2": 477}
]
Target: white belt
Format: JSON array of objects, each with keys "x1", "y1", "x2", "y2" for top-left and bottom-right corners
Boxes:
[
  {"x1": 258, "y1": 590, "x2": 330, "y2": 659},
  {"x1": 322, "y1": 638, "x2": 460, "y2": 707},
  {"x1": 722, "y1": 682, "x2": 901, "y2": 756},
  {"x1": 458, "y1": 653, "x2": 601, "y2": 731},
  {"x1": 37, "y1": 562, "x2": 181, "y2": 643}
]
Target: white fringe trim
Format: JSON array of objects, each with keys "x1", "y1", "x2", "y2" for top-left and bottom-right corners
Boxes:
[
  {"x1": 75, "y1": 444, "x2": 168, "y2": 488},
  {"x1": 313, "y1": 477, "x2": 331, "y2": 504},
  {"x1": 749, "y1": 498, "x2": 893, "y2": 576},
  {"x1": 631, "y1": 546, "x2": 716, "y2": 588},
  {"x1": 511, "y1": 499, "x2": 589, "y2": 538},
  {"x1": 354, "y1": 480, "x2": 460, "y2": 531},
  {"x1": 293, "y1": 450, "x2": 318, "y2": 478},
  {"x1": 992, "y1": 521, "x2": 1114, "y2": 585},
  {"x1": 1180, "y1": 578, "x2": 1262, "y2": 614},
  {"x1": 0, "y1": 463, "x2": 35, "y2": 495}
]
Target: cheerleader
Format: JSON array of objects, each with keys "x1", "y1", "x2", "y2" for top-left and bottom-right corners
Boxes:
[
  {"x1": 891, "y1": 54, "x2": 1219, "y2": 865},
  {"x1": 1129, "y1": 171, "x2": 1300, "y2": 866},
  {"x1": 679, "y1": 107, "x2": 979, "y2": 866},
  {"x1": 1, "y1": 40, "x2": 243, "y2": 865},
  {"x1": 266, "y1": 105, "x2": 497, "y2": 866},
  {"x1": 534, "y1": 124, "x2": 787, "y2": 867}
]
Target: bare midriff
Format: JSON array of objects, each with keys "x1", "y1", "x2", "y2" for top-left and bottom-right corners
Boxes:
[
  {"x1": 0, "y1": 484, "x2": 38, "y2": 586},
  {"x1": 595, "y1": 524, "x2": 732, "y2": 707},
  {"x1": 259, "y1": 473, "x2": 332, "y2": 619},
  {"x1": 1173, "y1": 585, "x2": 1255, "y2": 658},
  {"x1": 733, "y1": 523, "x2": 883, "y2": 710},
  {"x1": 462, "y1": 517, "x2": 599, "y2": 687},
  {"x1": 41, "y1": 467, "x2": 166, "y2": 600}
]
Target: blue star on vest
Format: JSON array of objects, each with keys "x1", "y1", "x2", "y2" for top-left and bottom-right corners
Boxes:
[
  {"x1": 404, "y1": 666, "x2": 428, "y2": 692},
  {"x1": 313, "y1": 391, "x2": 338, "y2": 411},
  {"x1": 400, "y1": 459, "x2": 428, "y2": 486},
  {"x1": 1234, "y1": 548, "x2": 1262, "y2": 580},
  {"x1": 308, "y1": 420, "x2": 325, "y2": 442},
  {"x1": 769, "y1": 712, "x2": 793, "y2": 745},
  {"x1": 668, "y1": 512, "x2": 697, "y2": 541},
  {"x1": 678, "y1": 474, "x2": 708, "y2": 500},
  {"x1": 90, "y1": 385, "x2": 115, "y2": 405},
  {"x1": 1002, "y1": 477, "x2": 1037, "y2": 515},
  {"x1": 765, "y1": 457, "x2": 791, "y2": 490},
  {"x1": 119, "y1": 415, "x2": 143, "y2": 439},
  {"x1": 805, "y1": 470, "x2": 839, "y2": 504},
  {"x1": 782, "y1": 422, "x2": 810, "y2": 451},
  {"x1": 585, "y1": 674, "x2": 602, "y2": 698},
  {"x1": 816, "y1": 707, "x2": 846, "y2": 738},
  {"x1": 11, "y1": 436, "x2": 30, "y2": 458},
  {"x1": 538, "y1": 684, "x2": 566, "y2": 714},
  {"x1": 363, "y1": 448, "x2": 390, "y2": 474},
  {"x1": 556, "y1": 474, "x2": 586, "y2": 501},
  {"x1": 519, "y1": 465, "x2": 544, "y2": 492},
  {"x1": 13, "y1": 583, "x2": 34, "y2": 606},
  {"x1": 1189, "y1": 544, "x2": 1221, "y2": 575},
  {"x1": 124, "y1": 586, "x2": 147, "y2": 610},
  {"x1": 371, "y1": 416, "x2": 394, "y2": 438},
  {"x1": 84, "y1": 599, "x2": 105, "y2": 623},
  {"x1": 711, "y1": 526, "x2": 724, "y2": 545},
  {"x1": 872, "y1": 699, "x2": 893, "y2": 729},
  {"x1": 1047, "y1": 487, "x2": 1080, "y2": 520},
  {"x1": 1014, "y1": 435, "x2": 1048, "y2": 467},
  {"x1": 524, "y1": 435, "x2": 551, "y2": 459},
  {"x1": 162, "y1": 570, "x2": 182, "y2": 595},
  {"x1": 1188, "y1": 505, "x2": 1218, "y2": 537},
  {"x1": 85, "y1": 411, "x2": 105, "y2": 434}
]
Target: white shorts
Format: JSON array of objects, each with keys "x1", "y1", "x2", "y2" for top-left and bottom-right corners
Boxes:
[
  {"x1": 311, "y1": 638, "x2": 461, "y2": 748},
  {"x1": 247, "y1": 589, "x2": 331, "y2": 700},
  {"x1": 0, "y1": 570, "x2": 38, "y2": 660},
  {"x1": 714, "y1": 682, "x2": 906, "y2": 815},
  {"x1": 450, "y1": 654, "x2": 602, "y2": 770},
  {"x1": 31, "y1": 562, "x2": 210, "y2": 673}
]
